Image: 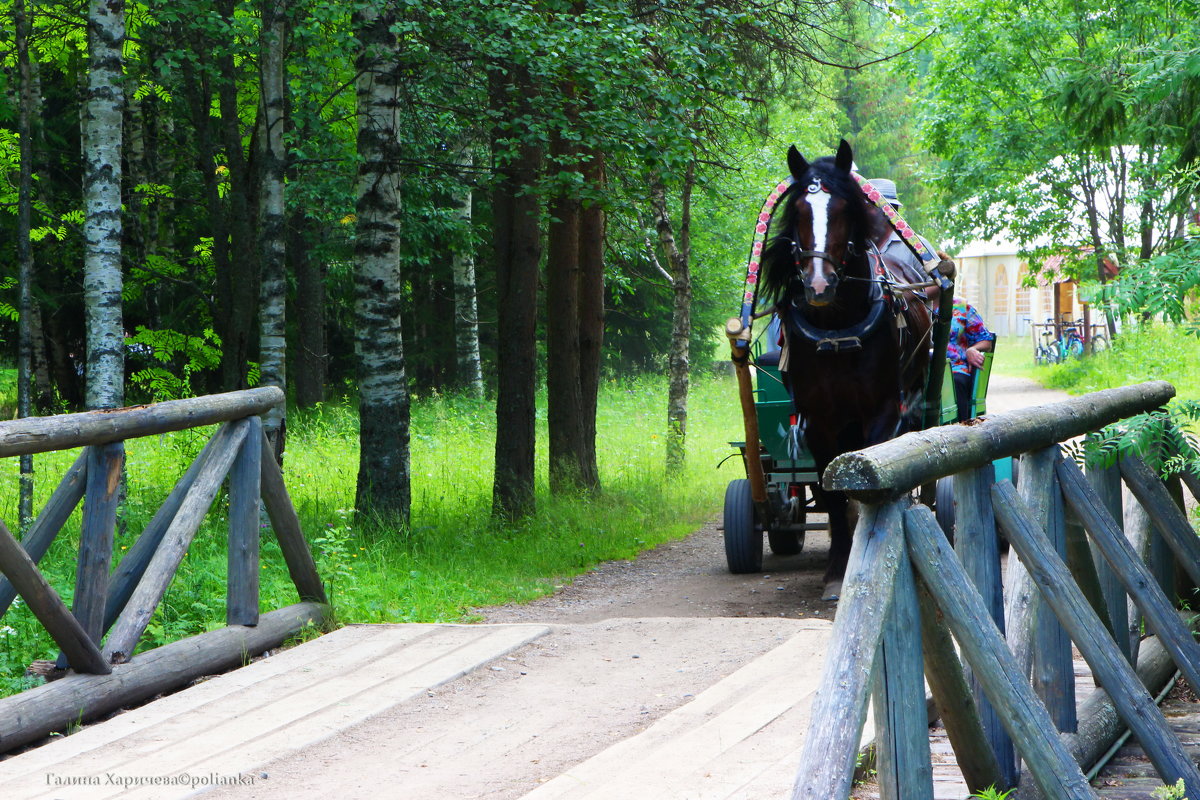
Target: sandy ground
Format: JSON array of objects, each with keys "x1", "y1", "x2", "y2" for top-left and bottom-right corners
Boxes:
[{"x1": 198, "y1": 374, "x2": 1067, "y2": 800}]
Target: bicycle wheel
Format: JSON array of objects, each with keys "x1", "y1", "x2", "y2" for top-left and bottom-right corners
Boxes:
[
  {"x1": 1066, "y1": 336, "x2": 1084, "y2": 359},
  {"x1": 1090, "y1": 334, "x2": 1109, "y2": 354}
]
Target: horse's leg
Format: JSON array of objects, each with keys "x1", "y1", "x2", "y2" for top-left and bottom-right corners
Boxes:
[{"x1": 814, "y1": 483, "x2": 852, "y2": 601}]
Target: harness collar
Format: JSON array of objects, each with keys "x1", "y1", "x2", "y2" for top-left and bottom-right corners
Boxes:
[{"x1": 787, "y1": 277, "x2": 888, "y2": 354}]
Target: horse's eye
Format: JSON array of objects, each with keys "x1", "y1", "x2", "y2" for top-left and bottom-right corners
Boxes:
[{"x1": 807, "y1": 179, "x2": 822, "y2": 194}]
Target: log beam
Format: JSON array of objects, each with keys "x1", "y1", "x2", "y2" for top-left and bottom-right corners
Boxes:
[
  {"x1": 824, "y1": 382, "x2": 1174, "y2": 501},
  {"x1": 0, "y1": 602, "x2": 328, "y2": 754}
]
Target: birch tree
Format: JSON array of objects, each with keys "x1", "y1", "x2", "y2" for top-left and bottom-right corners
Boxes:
[
  {"x1": 82, "y1": 0, "x2": 125, "y2": 410},
  {"x1": 451, "y1": 147, "x2": 484, "y2": 398},
  {"x1": 353, "y1": 0, "x2": 411, "y2": 519},
  {"x1": 649, "y1": 165, "x2": 694, "y2": 471},
  {"x1": 15, "y1": 0, "x2": 36, "y2": 526},
  {"x1": 259, "y1": 0, "x2": 289, "y2": 459}
]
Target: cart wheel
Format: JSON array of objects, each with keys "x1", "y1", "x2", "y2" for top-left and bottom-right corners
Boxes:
[
  {"x1": 767, "y1": 489, "x2": 805, "y2": 555},
  {"x1": 768, "y1": 529, "x2": 804, "y2": 556},
  {"x1": 723, "y1": 479, "x2": 763, "y2": 573},
  {"x1": 935, "y1": 476, "x2": 955, "y2": 542}
]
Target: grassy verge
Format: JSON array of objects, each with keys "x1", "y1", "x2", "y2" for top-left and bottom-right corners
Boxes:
[
  {"x1": 0, "y1": 372, "x2": 747, "y2": 696},
  {"x1": 995, "y1": 324, "x2": 1200, "y2": 400}
]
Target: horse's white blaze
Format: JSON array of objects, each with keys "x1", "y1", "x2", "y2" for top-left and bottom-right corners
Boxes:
[{"x1": 804, "y1": 190, "x2": 832, "y2": 294}]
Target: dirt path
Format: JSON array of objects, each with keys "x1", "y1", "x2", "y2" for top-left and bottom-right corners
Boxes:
[{"x1": 202, "y1": 373, "x2": 1067, "y2": 800}]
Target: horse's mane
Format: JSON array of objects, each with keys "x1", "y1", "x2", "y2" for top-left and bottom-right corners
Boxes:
[{"x1": 759, "y1": 155, "x2": 881, "y2": 304}]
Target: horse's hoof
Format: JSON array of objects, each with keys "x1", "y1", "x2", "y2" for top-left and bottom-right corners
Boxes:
[{"x1": 822, "y1": 580, "x2": 842, "y2": 602}]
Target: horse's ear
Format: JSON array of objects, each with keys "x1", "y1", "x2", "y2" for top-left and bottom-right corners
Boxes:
[
  {"x1": 787, "y1": 145, "x2": 808, "y2": 181},
  {"x1": 835, "y1": 139, "x2": 853, "y2": 173}
]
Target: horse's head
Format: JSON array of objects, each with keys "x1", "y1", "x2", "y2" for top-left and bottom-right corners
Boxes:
[{"x1": 762, "y1": 140, "x2": 875, "y2": 309}]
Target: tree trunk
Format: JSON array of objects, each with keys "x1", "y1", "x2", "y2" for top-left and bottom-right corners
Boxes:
[
  {"x1": 258, "y1": 0, "x2": 288, "y2": 461},
  {"x1": 292, "y1": 215, "x2": 327, "y2": 408},
  {"x1": 82, "y1": 0, "x2": 125, "y2": 411},
  {"x1": 15, "y1": 0, "x2": 35, "y2": 528},
  {"x1": 451, "y1": 146, "x2": 484, "y2": 398},
  {"x1": 650, "y1": 165, "x2": 694, "y2": 471},
  {"x1": 546, "y1": 124, "x2": 585, "y2": 494},
  {"x1": 576, "y1": 148, "x2": 606, "y2": 491},
  {"x1": 353, "y1": 0, "x2": 410, "y2": 520},
  {"x1": 214, "y1": 0, "x2": 260, "y2": 392},
  {"x1": 490, "y1": 64, "x2": 543, "y2": 519}
]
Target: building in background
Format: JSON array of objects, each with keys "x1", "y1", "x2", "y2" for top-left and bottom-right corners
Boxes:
[{"x1": 952, "y1": 239, "x2": 1097, "y2": 339}]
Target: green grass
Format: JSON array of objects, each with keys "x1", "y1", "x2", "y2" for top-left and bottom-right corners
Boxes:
[
  {"x1": 0, "y1": 372, "x2": 747, "y2": 696},
  {"x1": 1000, "y1": 323, "x2": 1200, "y2": 400}
]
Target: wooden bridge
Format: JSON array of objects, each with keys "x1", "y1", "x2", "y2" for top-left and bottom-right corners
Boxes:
[{"x1": 0, "y1": 384, "x2": 1198, "y2": 798}]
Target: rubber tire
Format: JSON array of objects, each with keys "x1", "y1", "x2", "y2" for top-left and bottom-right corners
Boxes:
[
  {"x1": 723, "y1": 479, "x2": 763, "y2": 574},
  {"x1": 1090, "y1": 334, "x2": 1109, "y2": 354},
  {"x1": 767, "y1": 488, "x2": 805, "y2": 555},
  {"x1": 934, "y1": 475, "x2": 955, "y2": 542},
  {"x1": 1067, "y1": 338, "x2": 1084, "y2": 359},
  {"x1": 768, "y1": 529, "x2": 804, "y2": 556}
]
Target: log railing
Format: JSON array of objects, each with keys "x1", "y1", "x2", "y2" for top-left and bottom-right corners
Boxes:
[
  {"x1": 792, "y1": 380, "x2": 1200, "y2": 800},
  {"x1": 0, "y1": 389, "x2": 329, "y2": 752}
]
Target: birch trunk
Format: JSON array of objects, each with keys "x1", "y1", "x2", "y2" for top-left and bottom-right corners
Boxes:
[
  {"x1": 451, "y1": 147, "x2": 484, "y2": 398},
  {"x1": 650, "y1": 165, "x2": 694, "y2": 471},
  {"x1": 82, "y1": 0, "x2": 125, "y2": 411},
  {"x1": 353, "y1": 0, "x2": 410, "y2": 519},
  {"x1": 258, "y1": 0, "x2": 288, "y2": 461}
]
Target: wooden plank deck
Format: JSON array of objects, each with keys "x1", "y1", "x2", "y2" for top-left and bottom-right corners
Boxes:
[{"x1": 0, "y1": 624, "x2": 549, "y2": 800}]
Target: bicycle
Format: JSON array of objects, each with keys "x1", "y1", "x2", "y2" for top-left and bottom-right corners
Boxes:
[{"x1": 1034, "y1": 322, "x2": 1061, "y2": 364}]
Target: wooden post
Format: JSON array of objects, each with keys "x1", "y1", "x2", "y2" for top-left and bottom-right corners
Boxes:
[
  {"x1": 1124, "y1": 488, "x2": 1153, "y2": 665},
  {"x1": 991, "y1": 480, "x2": 1200, "y2": 793},
  {"x1": 1120, "y1": 455, "x2": 1200, "y2": 590},
  {"x1": 725, "y1": 318, "x2": 768, "y2": 506},
  {"x1": 902, "y1": 506, "x2": 1096, "y2": 800},
  {"x1": 71, "y1": 442, "x2": 123, "y2": 648},
  {"x1": 914, "y1": 577, "x2": 1004, "y2": 794},
  {"x1": 1085, "y1": 459, "x2": 1131, "y2": 661},
  {"x1": 0, "y1": 450, "x2": 87, "y2": 617},
  {"x1": 259, "y1": 428, "x2": 327, "y2": 604},
  {"x1": 1056, "y1": 457, "x2": 1200, "y2": 695},
  {"x1": 102, "y1": 425, "x2": 229, "y2": 629},
  {"x1": 872, "y1": 549, "x2": 932, "y2": 800},
  {"x1": 952, "y1": 463, "x2": 1017, "y2": 786},
  {"x1": 0, "y1": 518, "x2": 110, "y2": 675},
  {"x1": 227, "y1": 417, "x2": 262, "y2": 626},
  {"x1": 103, "y1": 419, "x2": 251, "y2": 663},
  {"x1": 792, "y1": 499, "x2": 907, "y2": 800},
  {"x1": 1005, "y1": 447, "x2": 1075, "y2": 733}
]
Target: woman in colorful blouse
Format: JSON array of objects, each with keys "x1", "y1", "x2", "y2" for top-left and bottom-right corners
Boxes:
[{"x1": 947, "y1": 300, "x2": 996, "y2": 422}]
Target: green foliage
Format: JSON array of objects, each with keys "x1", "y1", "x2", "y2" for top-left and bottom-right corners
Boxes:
[
  {"x1": 1106, "y1": 239, "x2": 1200, "y2": 327},
  {"x1": 969, "y1": 786, "x2": 1014, "y2": 800},
  {"x1": 1153, "y1": 779, "x2": 1188, "y2": 800},
  {"x1": 126, "y1": 327, "x2": 223, "y2": 402}
]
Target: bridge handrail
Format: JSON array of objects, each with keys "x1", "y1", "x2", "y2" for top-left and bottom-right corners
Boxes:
[
  {"x1": 0, "y1": 387, "x2": 282, "y2": 458},
  {"x1": 823, "y1": 381, "x2": 1174, "y2": 501}
]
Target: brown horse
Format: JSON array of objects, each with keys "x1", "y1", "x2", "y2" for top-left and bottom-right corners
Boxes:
[{"x1": 760, "y1": 140, "x2": 932, "y2": 600}]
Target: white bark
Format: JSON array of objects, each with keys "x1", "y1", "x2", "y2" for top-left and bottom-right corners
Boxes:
[
  {"x1": 259, "y1": 0, "x2": 288, "y2": 455},
  {"x1": 353, "y1": 0, "x2": 410, "y2": 517},
  {"x1": 82, "y1": 0, "x2": 125, "y2": 410},
  {"x1": 451, "y1": 146, "x2": 484, "y2": 398}
]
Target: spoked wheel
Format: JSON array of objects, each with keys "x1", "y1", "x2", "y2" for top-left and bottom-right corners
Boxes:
[
  {"x1": 723, "y1": 478, "x2": 763, "y2": 573},
  {"x1": 1090, "y1": 334, "x2": 1109, "y2": 354}
]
